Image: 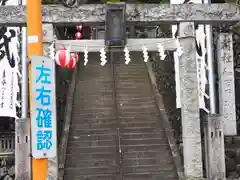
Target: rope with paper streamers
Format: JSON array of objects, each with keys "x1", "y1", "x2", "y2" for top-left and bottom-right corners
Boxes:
[
  {"x1": 100, "y1": 47, "x2": 107, "y2": 66},
  {"x1": 51, "y1": 37, "x2": 209, "y2": 113},
  {"x1": 124, "y1": 47, "x2": 131, "y2": 65},
  {"x1": 84, "y1": 47, "x2": 88, "y2": 66},
  {"x1": 54, "y1": 38, "x2": 182, "y2": 66},
  {"x1": 142, "y1": 46, "x2": 149, "y2": 62}
]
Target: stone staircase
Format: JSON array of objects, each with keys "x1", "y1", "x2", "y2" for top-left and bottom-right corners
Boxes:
[{"x1": 63, "y1": 52, "x2": 178, "y2": 180}]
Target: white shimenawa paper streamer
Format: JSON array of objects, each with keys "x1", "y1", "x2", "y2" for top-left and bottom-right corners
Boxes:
[
  {"x1": 100, "y1": 48, "x2": 107, "y2": 66},
  {"x1": 84, "y1": 47, "x2": 88, "y2": 66},
  {"x1": 49, "y1": 43, "x2": 55, "y2": 61},
  {"x1": 124, "y1": 47, "x2": 131, "y2": 65},
  {"x1": 157, "y1": 44, "x2": 166, "y2": 60},
  {"x1": 142, "y1": 46, "x2": 149, "y2": 62}
]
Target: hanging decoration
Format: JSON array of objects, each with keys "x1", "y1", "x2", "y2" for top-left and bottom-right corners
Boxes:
[
  {"x1": 49, "y1": 43, "x2": 55, "y2": 61},
  {"x1": 124, "y1": 47, "x2": 131, "y2": 65},
  {"x1": 55, "y1": 48, "x2": 70, "y2": 68},
  {"x1": 84, "y1": 47, "x2": 88, "y2": 66},
  {"x1": 75, "y1": 31, "x2": 83, "y2": 40},
  {"x1": 157, "y1": 44, "x2": 166, "y2": 60},
  {"x1": 142, "y1": 46, "x2": 149, "y2": 62},
  {"x1": 76, "y1": 25, "x2": 82, "y2": 32},
  {"x1": 66, "y1": 52, "x2": 78, "y2": 69},
  {"x1": 75, "y1": 24, "x2": 83, "y2": 40},
  {"x1": 100, "y1": 48, "x2": 107, "y2": 66}
]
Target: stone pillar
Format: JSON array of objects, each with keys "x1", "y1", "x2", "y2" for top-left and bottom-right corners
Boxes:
[
  {"x1": 178, "y1": 22, "x2": 203, "y2": 178},
  {"x1": 204, "y1": 115, "x2": 225, "y2": 179},
  {"x1": 15, "y1": 118, "x2": 31, "y2": 180},
  {"x1": 217, "y1": 33, "x2": 236, "y2": 136}
]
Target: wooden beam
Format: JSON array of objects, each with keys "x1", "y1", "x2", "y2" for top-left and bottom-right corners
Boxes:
[
  {"x1": 0, "y1": 4, "x2": 240, "y2": 26},
  {"x1": 217, "y1": 33, "x2": 237, "y2": 136},
  {"x1": 178, "y1": 22, "x2": 203, "y2": 178},
  {"x1": 55, "y1": 38, "x2": 178, "y2": 52}
]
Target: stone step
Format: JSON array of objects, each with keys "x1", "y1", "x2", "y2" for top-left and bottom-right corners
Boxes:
[
  {"x1": 68, "y1": 138, "x2": 166, "y2": 147},
  {"x1": 69, "y1": 128, "x2": 117, "y2": 136},
  {"x1": 122, "y1": 132, "x2": 165, "y2": 139},
  {"x1": 71, "y1": 121, "x2": 159, "y2": 129},
  {"x1": 122, "y1": 127, "x2": 163, "y2": 134},
  {"x1": 64, "y1": 167, "x2": 118, "y2": 175},
  {"x1": 68, "y1": 134, "x2": 116, "y2": 141},
  {"x1": 71, "y1": 118, "x2": 116, "y2": 125},
  {"x1": 116, "y1": 95, "x2": 155, "y2": 100},
  {"x1": 65, "y1": 158, "x2": 118, "y2": 168},
  {"x1": 115, "y1": 76, "x2": 150, "y2": 80},
  {"x1": 117, "y1": 106, "x2": 158, "y2": 112},
  {"x1": 120, "y1": 122, "x2": 159, "y2": 128},
  {"x1": 123, "y1": 172, "x2": 177, "y2": 180},
  {"x1": 66, "y1": 152, "x2": 117, "y2": 161},
  {"x1": 119, "y1": 115, "x2": 161, "y2": 121},
  {"x1": 68, "y1": 140, "x2": 117, "y2": 148},
  {"x1": 75, "y1": 113, "x2": 116, "y2": 120},
  {"x1": 66, "y1": 146, "x2": 117, "y2": 154},
  {"x1": 118, "y1": 112, "x2": 160, "y2": 118},
  {"x1": 121, "y1": 138, "x2": 167, "y2": 146},
  {"x1": 115, "y1": 81, "x2": 151, "y2": 86},
  {"x1": 122, "y1": 144, "x2": 169, "y2": 153},
  {"x1": 74, "y1": 107, "x2": 115, "y2": 114},
  {"x1": 122, "y1": 158, "x2": 173, "y2": 167},
  {"x1": 77, "y1": 88, "x2": 113, "y2": 94},
  {"x1": 122, "y1": 164, "x2": 175, "y2": 173},
  {"x1": 115, "y1": 89, "x2": 153, "y2": 94},
  {"x1": 116, "y1": 100, "x2": 156, "y2": 105},
  {"x1": 120, "y1": 118, "x2": 159, "y2": 124},
  {"x1": 70, "y1": 122, "x2": 117, "y2": 129},
  {"x1": 75, "y1": 101, "x2": 114, "y2": 107},
  {"x1": 72, "y1": 116, "x2": 161, "y2": 123},
  {"x1": 74, "y1": 105, "x2": 114, "y2": 111},
  {"x1": 64, "y1": 173, "x2": 118, "y2": 180},
  {"x1": 73, "y1": 111, "x2": 115, "y2": 118},
  {"x1": 66, "y1": 148, "x2": 117, "y2": 156},
  {"x1": 75, "y1": 93, "x2": 113, "y2": 99},
  {"x1": 122, "y1": 149, "x2": 172, "y2": 159}
]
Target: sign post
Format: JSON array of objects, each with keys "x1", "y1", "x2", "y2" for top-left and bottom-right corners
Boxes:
[
  {"x1": 30, "y1": 56, "x2": 57, "y2": 159},
  {"x1": 26, "y1": 0, "x2": 49, "y2": 179}
]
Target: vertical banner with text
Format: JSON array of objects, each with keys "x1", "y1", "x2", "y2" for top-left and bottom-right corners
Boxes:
[
  {"x1": 31, "y1": 56, "x2": 57, "y2": 158},
  {"x1": 0, "y1": 0, "x2": 21, "y2": 118}
]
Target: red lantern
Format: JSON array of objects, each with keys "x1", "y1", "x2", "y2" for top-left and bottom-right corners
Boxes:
[
  {"x1": 66, "y1": 53, "x2": 78, "y2": 69},
  {"x1": 55, "y1": 48, "x2": 70, "y2": 68},
  {"x1": 75, "y1": 31, "x2": 83, "y2": 40},
  {"x1": 76, "y1": 25, "x2": 82, "y2": 31}
]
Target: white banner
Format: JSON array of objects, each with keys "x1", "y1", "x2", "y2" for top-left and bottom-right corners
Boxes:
[{"x1": 0, "y1": 0, "x2": 21, "y2": 118}]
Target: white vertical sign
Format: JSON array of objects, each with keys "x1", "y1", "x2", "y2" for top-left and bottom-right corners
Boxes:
[{"x1": 31, "y1": 56, "x2": 57, "y2": 158}]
